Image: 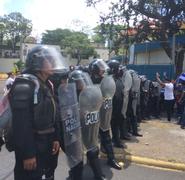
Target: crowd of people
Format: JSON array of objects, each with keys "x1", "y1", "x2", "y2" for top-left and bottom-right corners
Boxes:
[{"x1": 0, "y1": 45, "x2": 185, "y2": 180}]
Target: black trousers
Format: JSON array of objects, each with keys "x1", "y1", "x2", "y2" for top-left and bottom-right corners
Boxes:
[
  {"x1": 14, "y1": 134, "x2": 58, "y2": 180},
  {"x1": 150, "y1": 96, "x2": 160, "y2": 117},
  {"x1": 164, "y1": 99, "x2": 175, "y2": 121},
  {"x1": 14, "y1": 152, "x2": 58, "y2": 180}
]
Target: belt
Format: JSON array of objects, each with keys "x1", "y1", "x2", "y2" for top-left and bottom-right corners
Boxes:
[{"x1": 34, "y1": 127, "x2": 55, "y2": 135}]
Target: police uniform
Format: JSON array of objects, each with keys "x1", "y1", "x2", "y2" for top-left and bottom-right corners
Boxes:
[
  {"x1": 8, "y1": 45, "x2": 67, "y2": 180},
  {"x1": 9, "y1": 75, "x2": 60, "y2": 180},
  {"x1": 69, "y1": 70, "x2": 107, "y2": 180},
  {"x1": 90, "y1": 59, "x2": 122, "y2": 171}
]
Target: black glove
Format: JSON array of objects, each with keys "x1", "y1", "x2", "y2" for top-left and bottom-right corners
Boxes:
[{"x1": 0, "y1": 137, "x2": 5, "y2": 151}]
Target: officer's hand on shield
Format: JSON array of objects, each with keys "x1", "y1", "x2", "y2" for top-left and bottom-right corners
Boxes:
[
  {"x1": 0, "y1": 137, "x2": 4, "y2": 151},
  {"x1": 156, "y1": 72, "x2": 160, "y2": 78},
  {"x1": 52, "y1": 141, "x2": 60, "y2": 155},
  {"x1": 23, "y1": 157, "x2": 37, "y2": 170}
]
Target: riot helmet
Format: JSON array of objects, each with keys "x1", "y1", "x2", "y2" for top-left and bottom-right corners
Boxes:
[
  {"x1": 107, "y1": 59, "x2": 120, "y2": 75},
  {"x1": 49, "y1": 70, "x2": 69, "y2": 94},
  {"x1": 140, "y1": 75, "x2": 147, "y2": 82},
  {"x1": 69, "y1": 70, "x2": 93, "y2": 92},
  {"x1": 89, "y1": 59, "x2": 110, "y2": 77},
  {"x1": 25, "y1": 45, "x2": 68, "y2": 74}
]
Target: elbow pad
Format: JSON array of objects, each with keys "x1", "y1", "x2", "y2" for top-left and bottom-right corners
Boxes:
[{"x1": 9, "y1": 80, "x2": 35, "y2": 109}]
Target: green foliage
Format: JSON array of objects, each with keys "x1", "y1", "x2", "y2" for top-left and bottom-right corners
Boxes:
[
  {"x1": 88, "y1": 0, "x2": 185, "y2": 54},
  {"x1": 42, "y1": 29, "x2": 97, "y2": 61},
  {"x1": 87, "y1": 0, "x2": 185, "y2": 75},
  {"x1": 92, "y1": 24, "x2": 127, "y2": 55},
  {"x1": 0, "y1": 12, "x2": 32, "y2": 52},
  {"x1": 14, "y1": 60, "x2": 25, "y2": 72}
]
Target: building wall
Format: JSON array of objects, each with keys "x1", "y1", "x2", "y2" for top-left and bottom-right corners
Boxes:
[
  {"x1": 0, "y1": 43, "x2": 109, "y2": 72},
  {"x1": 21, "y1": 43, "x2": 61, "y2": 62},
  {"x1": 95, "y1": 48, "x2": 109, "y2": 60},
  {"x1": 0, "y1": 58, "x2": 19, "y2": 72},
  {"x1": 134, "y1": 49, "x2": 172, "y2": 65},
  {"x1": 67, "y1": 48, "x2": 109, "y2": 65},
  {"x1": 132, "y1": 48, "x2": 185, "y2": 73}
]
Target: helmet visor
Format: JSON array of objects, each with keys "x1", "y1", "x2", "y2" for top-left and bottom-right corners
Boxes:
[
  {"x1": 27, "y1": 45, "x2": 68, "y2": 73},
  {"x1": 95, "y1": 59, "x2": 109, "y2": 72}
]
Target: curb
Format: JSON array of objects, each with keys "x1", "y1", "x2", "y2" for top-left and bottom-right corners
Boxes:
[
  {"x1": 124, "y1": 154, "x2": 185, "y2": 171},
  {"x1": 100, "y1": 151, "x2": 185, "y2": 171}
]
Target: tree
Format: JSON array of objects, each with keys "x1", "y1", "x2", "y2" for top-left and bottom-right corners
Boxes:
[
  {"x1": 92, "y1": 24, "x2": 127, "y2": 55},
  {"x1": 14, "y1": 60, "x2": 25, "y2": 73},
  {"x1": 24, "y1": 36, "x2": 37, "y2": 44},
  {"x1": 42, "y1": 29, "x2": 97, "y2": 64},
  {"x1": 3, "y1": 12, "x2": 32, "y2": 52},
  {"x1": 87, "y1": 0, "x2": 185, "y2": 76},
  {"x1": 0, "y1": 20, "x2": 6, "y2": 57}
]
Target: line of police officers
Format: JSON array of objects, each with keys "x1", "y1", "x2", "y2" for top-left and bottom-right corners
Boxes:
[{"x1": 4, "y1": 45, "x2": 144, "y2": 180}]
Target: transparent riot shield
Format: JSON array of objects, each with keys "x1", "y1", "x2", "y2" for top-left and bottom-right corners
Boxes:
[
  {"x1": 79, "y1": 85, "x2": 102, "y2": 151},
  {"x1": 99, "y1": 75, "x2": 116, "y2": 131},
  {"x1": 121, "y1": 70, "x2": 133, "y2": 119},
  {"x1": 131, "y1": 72, "x2": 141, "y2": 116},
  {"x1": 58, "y1": 83, "x2": 83, "y2": 168}
]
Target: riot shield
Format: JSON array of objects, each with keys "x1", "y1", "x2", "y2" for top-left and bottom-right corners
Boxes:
[
  {"x1": 99, "y1": 75, "x2": 116, "y2": 131},
  {"x1": 144, "y1": 80, "x2": 151, "y2": 92},
  {"x1": 121, "y1": 70, "x2": 133, "y2": 119},
  {"x1": 58, "y1": 83, "x2": 83, "y2": 168},
  {"x1": 79, "y1": 85, "x2": 102, "y2": 151},
  {"x1": 130, "y1": 71, "x2": 141, "y2": 116}
]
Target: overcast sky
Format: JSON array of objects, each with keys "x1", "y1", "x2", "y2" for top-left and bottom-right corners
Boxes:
[{"x1": 0, "y1": 0, "x2": 115, "y2": 38}]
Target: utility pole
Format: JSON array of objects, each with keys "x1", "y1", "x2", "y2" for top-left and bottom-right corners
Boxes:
[
  {"x1": 172, "y1": 34, "x2": 176, "y2": 65},
  {"x1": 172, "y1": 34, "x2": 176, "y2": 75}
]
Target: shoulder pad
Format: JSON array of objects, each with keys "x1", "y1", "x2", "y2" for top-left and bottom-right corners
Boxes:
[{"x1": 9, "y1": 78, "x2": 35, "y2": 109}]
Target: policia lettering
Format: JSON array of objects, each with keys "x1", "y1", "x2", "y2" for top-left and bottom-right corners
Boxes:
[
  {"x1": 64, "y1": 108, "x2": 81, "y2": 132},
  {"x1": 103, "y1": 98, "x2": 112, "y2": 110},
  {"x1": 85, "y1": 111, "x2": 99, "y2": 125}
]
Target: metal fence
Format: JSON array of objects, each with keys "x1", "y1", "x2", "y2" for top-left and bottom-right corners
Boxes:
[{"x1": 127, "y1": 64, "x2": 175, "y2": 80}]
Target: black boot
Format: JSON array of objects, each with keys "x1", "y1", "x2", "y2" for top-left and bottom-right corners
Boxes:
[
  {"x1": 87, "y1": 147, "x2": 107, "y2": 180},
  {"x1": 99, "y1": 130, "x2": 122, "y2": 170},
  {"x1": 119, "y1": 117, "x2": 131, "y2": 141},
  {"x1": 68, "y1": 161, "x2": 83, "y2": 180},
  {"x1": 132, "y1": 116, "x2": 143, "y2": 137},
  {"x1": 111, "y1": 124, "x2": 125, "y2": 148},
  {"x1": 107, "y1": 159, "x2": 122, "y2": 170}
]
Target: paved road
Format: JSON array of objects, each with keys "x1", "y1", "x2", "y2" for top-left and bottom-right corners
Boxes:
[
  {"x1": 1, "y1": 80, "x2": 185, "y2": 179},
  {"x1": 1, "y1": 147, "x2": 185, "y2": 180},
  {"x1": 0, "y1": 80, "x2": 5, "y2": 97}
]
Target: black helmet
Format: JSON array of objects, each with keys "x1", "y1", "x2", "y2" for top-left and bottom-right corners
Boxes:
[
  {"x1": 25, "y1": 45, "x2": 67, "y2": 73},
  {"x1": 69, "y1": 70, "x2": 93, "y2": 90},
  {"x1": 69, "y1": 70, "x2": 84, "y2": 82},
  {"x1": 107, "y1": 59, "x2": 120, "y2": 74},
  {"x1": 89, "y1": 59, "x2": 109, "y2": 76}
]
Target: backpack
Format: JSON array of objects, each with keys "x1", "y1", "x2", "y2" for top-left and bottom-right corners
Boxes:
[{"x1": 0, "y1": 74, "x2": 40, "y2": 152}]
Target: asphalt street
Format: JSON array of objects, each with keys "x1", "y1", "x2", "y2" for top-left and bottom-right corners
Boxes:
[
  {"x1": 0, "y1": 147, "x2": 185, "y2": 180},
  {"x1": 0, "y1": 80, "x2": 185, "y2": 179}
]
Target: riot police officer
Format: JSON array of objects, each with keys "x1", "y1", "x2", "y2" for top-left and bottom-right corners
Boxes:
[
  {"x1": 107, "y1": 60, "x2": 127, "y2": 147},
  {"x1": 69, "y1": 70, "x2": 107, "y2": 180},
  {"x1": 127, "y1": 70, "x2": 142, "y2": 137},
  {"x1": 9, "y1": 45, "x2": 67, "y2": 180},
  {"x1": 89, "y1": 59, "x2": 122, "y2": 170},
  {"x1": 57, "y1": 71, "x2": 84, "y2": 180}
]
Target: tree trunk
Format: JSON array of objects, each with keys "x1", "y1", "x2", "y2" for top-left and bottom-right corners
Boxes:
[{"x1": 175, "y1": 50, "x2": 185, "y2": 77}]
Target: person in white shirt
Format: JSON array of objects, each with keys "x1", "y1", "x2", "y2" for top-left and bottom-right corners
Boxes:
[
  {"x1": 156, "y1": 72, "x2": 174, "y2": 121},
  {"x1": 5, "y1": 72, "x2": 15, "y2": 91}
]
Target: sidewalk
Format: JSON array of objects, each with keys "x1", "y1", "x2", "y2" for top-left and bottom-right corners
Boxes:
[{"x1": 106, "y1": 119, "x2": 185, "y2": 171}]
